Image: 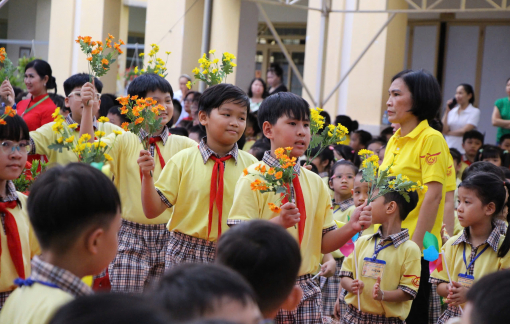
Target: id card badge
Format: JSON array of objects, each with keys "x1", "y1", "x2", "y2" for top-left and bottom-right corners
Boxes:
[
  {"x1": 362, "y1": 258, "x2": 386, "y2": 279},
  {"x1": 458, "y1": 274, "x2": 475, "y2": 289}
]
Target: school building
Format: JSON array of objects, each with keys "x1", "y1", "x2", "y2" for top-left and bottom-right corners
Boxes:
[{"x1": 1, "y1": 0, "x2": 510, "y2": 140}]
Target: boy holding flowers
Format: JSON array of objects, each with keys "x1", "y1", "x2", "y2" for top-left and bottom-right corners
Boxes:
[{"x1": 227, "y1": 92, "x2": 372, "y2": 323}]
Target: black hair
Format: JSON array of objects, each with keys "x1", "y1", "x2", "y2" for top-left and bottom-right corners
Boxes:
[
  {"x1": 169, "y1": 127, "x2": 189, "y2": 137},
  {"x1": 463, "y1": 130, "x2": 484, "y2": 144},
  {"x1": 391, "y1": 69, "x2": 442, "y2": 122},
  {"x1": 198, "y1": 83, "x2": 249, "y2": 116},
  {"x1": 99, "y1": 93, "x2": 118, "y2": 118},
  {"x1": 192, "y1": 92, "x2": 202, "y2": 104},
  {"x1": 246, "y1": 112, "x2": 261, "y2": 137},
  {"x1": 465, "y1": 270, "x2": 510, "y2": 324},
  {"x1": 458, "y1": 83, "x2": 475, "y2": 104},
  {"x1": 335, "y1": 115, "x2": 358, "y2": 133},
  {"x1": 48, "y1": 93, "x2": 65, "y2": 109},
  {"x1": 108, "y1": 106, "x2": 130, "y2": 124},
  {"x1": 462, "y1": 161, "x2": 506, "y2": 181},
  {"x1": 247, "y1": 78, "x2": 269, "y2": 99},
  {"x1": 333, "y1": 144, "x2": 355, "y2": 162},
  {"x1": 320, "y1": 110, "x2": 331, "y2": 128},
  {"x1": 15, "y1": 91, "x2": 29, "y2": 104},
  {"x1": 27, "y1": 163, "x2": 121, "y2": 253},
  {"x1": 150, "y1": 263, "x2": 256, "y2": 323},
  {"x1": 25, "y1": 59, "x2": 57, "y2": 94},
  {"x1": 189, "y1": 124, "x2": 206, "y2": 140},
  {"x1": 12, "y1": 86, "x2": 22, "y2": 99},
  {"x1": 173, "y1": 99, "x2": 182, "y2": 115},
  {"x1": 184, "y1": 90, "x2": 201, "y2": 102},
  {"x1": 49, "y1": 294, "x2": 169, "y2": 324},
  {"x1": 382, "y1": 178, "x2": 419, "y2": 221},
  {"x1": 310, "y1": 146, "x2": 334, "y2": 171},
  {"x1": 499, "y1": 133, "x2": 510, "y2": 144},
  {"x1": 0, "y1": 114, "x2": 30, "y2": 142},
  {"x1": 367, "y1": 137, "x2": 386, "y2": 149},
  {"x1": 127, "y1": 73, "x2": 173, "y2": 99},
  {"x1": 257, "y1": 92, "x2": 309, "y2": 130},
  {"x1": 380, "y1": 126, "x2": 394, "y2": 139},
  {"x1": 300, "y1": 160, "x2": 318, "y2": 174},
  {"x1": 63, "y1": 73, "x2": 103, "y2": 97},
  {"x1": 500, "y1": 166, "x2": 510, "y2": 179},
  {"x1": 268, "y1": 63, "x2": 283, "y2": 78},
  {"x1": 449, "y1": 148, "x2": 462, "y2": 166},
  {"x1": 216, "y1": 220, "x2": 301, "y2": 314},
  {"x1": 249, "y1": 137, "x2": 270, "y2": 161},
  {"x1": 237, "y1": 134, "x2": 246, "y2": 152},
  {"x1": 475, "y1": 144, "x2": 510, "y2": 168},
  {"x1": 428, "y1": 118, "x2": 443, "y2": 133},
  {"x1": 177, "y1": 119, "x2": 193, "y2": 131},
  {"x1": 353, "y1": 130, "x2": 372, "y2": 148},
  {"x1": 460, "y1": 172, "x2": 510, "y2": 257}
]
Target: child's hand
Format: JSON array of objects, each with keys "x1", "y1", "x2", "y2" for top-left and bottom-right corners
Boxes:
[
  {"x1": 372, "y1": 277, "x2": 383, "y2": 301},
  {"x1": 349, "y1": 201, "x2": 372, "y2": 232},
  {"x1": 137, "y1": 150, "x2": 155, "y2": 177},
  {"x1": 351, "y1": 279, "x2": 364, "y2": 294},
  {"x1": 445, "y1": 281, "x2": 468, "y2": 306},
  {"x1": 441, "y1": 224, "x2": 450, "y2": 245},
  {"x1": 278, "y1": 202, "x2": 300, "y2": 228},
  {"x1": 0, "y1": 80, "x2": 15, "y2": 106},
  {"x1": 320, "y1": 259, "x2": 336, "y2": 278},
  {"x1": 333, "y1": 298, "x2": 341, "y2": 320},
  {"x1": 80, "y1": 81, "x2": 97, "y2": 109}
]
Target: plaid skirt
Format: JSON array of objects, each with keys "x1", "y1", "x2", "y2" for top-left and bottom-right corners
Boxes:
[
  {"x1": 319, "y1": 258, "x2": 344, "y2": 316},
  {"x1": 275, "y1": 274, "x2": 323, "y2": 324},
  {"x1": 429, "y1": 284, "x2": 443, "y2": 324},
  {"x1": 0, "y1": 290, "x2": 12, "y2": 311},
  {"x1": 342, "y1": 304, "x2": 405, "y2": 324},
  {"x1": 165, "y1": 231, "x2": 216, "y2": 269},
  {"x1": 437, "y1": 305, "x2": 462, "y2": 324}
]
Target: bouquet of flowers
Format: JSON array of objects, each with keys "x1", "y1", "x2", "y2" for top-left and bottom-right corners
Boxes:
[
  {"x1": 47, "y1": 109, "x2": 121, "y2": 164},
  {"x1": 245, "y1": 147, "x2": 297, "y2": 213},
  {"x1": 305, "y1": 107, "x2": 348, "y2": 164},
  {"x1": 0, "y1": 105, "x2": 16, "y2": 125},
  {"x1": 0, "y1": 47, "x2": 16, "y2": 83},
  {"x1": 187, "y1": 50, "x2": 237, "y2": 89},
  {"x1": 75, "y1": 34, "x2": 123, "y2": 81},
  {"x1": 13, "y1": 160, "x2": 47, "y2": 194},
  {"x1": 127, "y1": 43, "x2": 171, "y2": 79}
]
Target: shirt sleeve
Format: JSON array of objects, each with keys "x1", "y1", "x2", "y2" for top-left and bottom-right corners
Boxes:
[
  {"x1": 29, "y1": 123, "x2": 56, "y2": 157},
  {"x1": 420, "y1": 134, "x2": 449, "y2": 185},
  {"x1": 319, "y1": 179, "x2": 336, "y2": 230},
  {"x1": 154, "y1": 158, "x2": 182, "y2": 207},
  {"x1": 100, "y1": 132, "x2": 123, "y2": 177},
  {"x1": 227, "y1": 175, "x2": 264, "y2": 224},
  {"x1": 468, "y1": 108, "x2": 480, "y2": 127},
  {"x1": 398, "y1": 246, "x2": 422, "y2": 298},
  {"x1": 495, "y1": 98, "x2": 503, "y2": 110}
]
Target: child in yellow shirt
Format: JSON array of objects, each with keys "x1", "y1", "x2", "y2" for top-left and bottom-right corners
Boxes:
[
  {"x1": 227, "y1": 92, "x2": 372, "y2": 324},
  {"x1": 340, "y1": 184, "x2": 422, "y2": 324},
  {"x1": 0, "y1": 115, "x2": 40, "y2": 309},
  {"x1": 0, "y1": 163, "x2": 122, "y2": 324},
  {"x1": 138, "y1": 83, "x2": 258, "y2": 269},
  {"x1": 430, "y1": 172, "x2": 510, "y2": 324},
  {"x1": 79, "y1": 74, "x2": 196, "y2": 293}
]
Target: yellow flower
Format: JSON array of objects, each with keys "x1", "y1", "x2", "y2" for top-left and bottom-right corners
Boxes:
[
  {"x1": 57, "y1": 137, "x2": 63, "y2": 144},
  {"x1": 402, "y1": 175, "x2": 410, "y2": 182},
  {"x1": 99, "y1": 141, "x2": 107, "y2": 148},
  {"x1": 192, "y1": 67, "x2": 200, "y2": 74},
  {"x1": 68, "y1": 123, "x2": 79, "y2": 129},
  {"x1": 213, "y1": 58, "x2": 219, "y2": 64},
  {"x1": 79, "y1": 134, "x2": 91, "y2": 143},
  {"x1": 358, "y1": 149, "x2": 374, "y2": 156},
  {"x1": 95, "y1": 130, "x2": 106, "y2": 138},
  {"x1": 98, "y1": 116, "x2": 109, "y2": 123},
  {"x1": 65, "y1": 136, "x2": 75, "y2": 143},
  {"x1": 104, "y1": 153, "x2": 113, "y2": 161},
  {"x1": 134, "y1": 66, "x2": 139, "y2": 74},
  {"x1": 212, "y1": 68, "x2": 218, "y2": 74},
  {"x1": 231, "y1": 63, "x2": 237, "y2": 67},
  {"x1": 186, "y1": 81, "x2": 192, "y2": 90},
  {"x1": 158, "y1": 73, "x2": 164, "y2": 77},
  {"x1": 422, "y1": 185, "x2": 428, "y2": 193},
  {"x1": 327, "y1": 124, "x2": 335, "y2": 131},
  {"x1": 209, "y1": 49, "x2": 216, "y2": 54},
  {"x1": 166, "y1": 51, "x2": 171, "y2": 55},
  {"x1": 52, "y1": 108, "x2": 61, "y2": 119},
  {"x1": 203, "y1": 69, "x2": 208, "y2": 74},
  {"x1": 113, "y1": 130, "x2": 122, "y2": 136}
]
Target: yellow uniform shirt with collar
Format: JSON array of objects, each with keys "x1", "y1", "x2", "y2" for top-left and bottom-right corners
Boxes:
[
  {"x1": 30, "y1": 120, "x2": 123, "y2": 166},
  {"x1": 100, "y1": 131, "x2": 196, "y2": 225},
  {"x1": 0, "y1": 283, "x2": 72, "y2": 324},
  {"x1": 228, "y1": 158, "x2": 336, "y2": 276},
  {"x1": 155, "y1": 146, "x2": 258, "y2": 242},
  {"x1": 446, "y1": 154, "x2": 457, "y2": 192},
  {"x1": 0, "y1": 193, "x2": 40, "y2": 293},
  {"x1": 381, "y1": 120, "x2": 449, "y2": 247},
  {"x1": 340, "y1": 229, "x2": 422, "y2": 320}
]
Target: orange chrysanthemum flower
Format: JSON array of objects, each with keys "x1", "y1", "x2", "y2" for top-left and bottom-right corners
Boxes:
[
  {"x1": 274, "y1": 171, "x2": 283, "y2": 180},
  {"x1": 135, "y1": 117, "x2": 144, "y2": 125},
  {"x1": 268, "y1": 203, "x2": 281, "y2": 213},
  {"x1": 243, "y1": 168, "x2": 248, "y2": 176},
  {"x1": 101, "y1": 58, "x2": 109, "y2": 65},
  {"x1": 87, "y1": 57, "x2": 93, "y2": 61},
  {"x1": 121, "y1": 122, "x2": 129, "y2": 131},
  {"x1": 0, "y1": 119, "x2": 6, "y2": 125}
]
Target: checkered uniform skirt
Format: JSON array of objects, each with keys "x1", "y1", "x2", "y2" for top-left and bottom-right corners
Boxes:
[
  {"x1": 0, "y1": 290, "x2": 12, "y2": 310},
  {"x1": 165, "y1": 231, "x2": 216, "y2": 269},
  {"x1": 342, "y1": 304, "x2": 405, "y2": 324},
  {"x1": 108, "y1": 219, "x2": 170, "y2": 293},
  {"x1": 318, "y1": 258, "x2": 344, "y2": 316},
  {"x1": 429, "y1": 284, "x2": 443, "y2": 324},
  {"x1": 275, "y1": 274, "x2": 324, "y2": 324},
  {"x1": 437, "y1": 305, "x2": 462, "y2": 324}
]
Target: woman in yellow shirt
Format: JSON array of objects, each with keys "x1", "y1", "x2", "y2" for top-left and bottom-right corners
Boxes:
[{"x1": 381, "y1": 69, "x2": 449, "y2": 324}]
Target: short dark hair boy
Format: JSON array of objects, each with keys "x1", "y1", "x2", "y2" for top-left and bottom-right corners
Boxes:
[
  {"x1": 462, "y1": 129, "x2": 484, "y2": 144},
  {"x1": 216, "y1": 220, "x2": 302, "y2": 319},
  {"x1": 63, "y1": 73, "x2": 103, "y2": 97},
  {"x1": 256, "y1": 92, "x2": 309, "y2": 131},
  {"x1": 198, "y1": 83, "x2": 249, "y2": 115},
  {"x1": 150, "y1": 263, "x2": 262, "y2": 323},
  {"x1": 128, "y1": 73, "x2": 174, "y2": 99}
]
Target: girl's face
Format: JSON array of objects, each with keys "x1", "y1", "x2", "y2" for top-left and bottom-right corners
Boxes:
[
  {"x1": 24, "y1": 67, "x2": 48, "y2": 96},
  {"x1": 349, "y1": 133, "x2": 362, "y2": 152},
  {"x1": 457, "y1": 187, "x2": 495, "y2": 228},
  {"x1": 0, "y1": 138, "x2": 29, "y2": 181},
  {"x1": 183, "y1": 94, "x2": 194, "y2": 113},
  {"x1": 329, "y1": 165, "x2": 355, "y2": 198},
  {"x1": 353, "y1": 174, "x2": 369, "y2": 207},
  {"x1": 250, "y1": 80, "x2": 264, "y2": 97},
  {"x1": 483, "y1": 156, "x2": 501, "y2": 167},
  {"x1": 386, "y1": 78, "x2": 415, "y2": 125},
  {"x1": 367, "y1": 142, "x2": 383, "y2": 155},
  {"x1": 378, "y1": 147, "x2": 386, "y2": 165},
  {"x1": 455, "y1": 85, "x2": 471, "y2": 107}
]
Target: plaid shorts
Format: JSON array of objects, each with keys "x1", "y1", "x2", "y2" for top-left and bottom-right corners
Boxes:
[
  {"x1": 108, "y1": 219, "x2": 169, "y2": 293},
  {"x1": 319, "y1": 258, "x2": 344, "y2": 316},
  {"x1": 0, "y1": 290, "x2": 12, "y2": 310},
  {"x1": 437, "y1": 306, "x2": 462, "y2": 324},
  {"x1": 342, "y1": 304, "x2": 405, "y2": 324},
  {"x1": 275, "y1": 274, "x2": 323, "y2": 324},
  {"x1": 429, "y1": 284, "x2": 443, "y2": 324},
  {"x1": 165, "y1": 231, "x2": 216, "y2": 269}
]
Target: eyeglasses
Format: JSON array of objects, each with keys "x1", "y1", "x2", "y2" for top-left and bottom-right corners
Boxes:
[
  {"x1": 68, "y1": 91, "x2": 101, "y2": 100},
  {"x1": 0, "y1": 141, "x2": 30, "y2": 154}
]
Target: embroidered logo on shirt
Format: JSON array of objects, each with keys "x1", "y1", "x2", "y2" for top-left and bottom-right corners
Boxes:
[
  {"x1": 403, "y1": 274, "x2": 421, "y2": 287},
  {"x1": 420, "y1": 152, "x2": 441, "y2": 165},
  {"x1": 447, "y1": 165, "x2": 453, "y2": 177}
]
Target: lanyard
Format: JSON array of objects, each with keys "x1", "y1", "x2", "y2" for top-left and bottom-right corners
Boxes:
[
  {"x1": 372, "y1": 237, "x2": 393, "y2": 260},
  {"x1": 22, "y1": 95, "x2": 49, "y2": 117},
  {"x1": 463, "y1": 243, "x2": 490, "y2": 274},
  {"x1": 14, "y1": 277, "x2": 60, "y2": 289}
]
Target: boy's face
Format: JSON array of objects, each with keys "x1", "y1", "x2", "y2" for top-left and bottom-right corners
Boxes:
[
  {"x1": 205, "y1": 298, "x2": 263, "y2": 324},
  {"x1": 500, "y1": 139, "x2": 510, "y2": 152},
  {"x1": 106, "y1": 113, "x2": 122, "y2": 127},
  {"x1": 462, "y1": 138, "x2": 482, "y2": 157},
  {"x1": 369, "y1": 194, "x2": 388, "y2": 224},
  {"x1": 199, "y1": 102, "x2": 247, "y2": 147},
  {"x1": 146, "y1": 89, "x2": 173, "y2": 126},
  {"x1": 263, "y1": 114, "x2": 311, "y2": 158},
  {"x1": 352, "y1": 174, "x2": 369, "y2": 207},
  {"x1": 65, "y1": 86, "x2": 100, "y2": 124}
]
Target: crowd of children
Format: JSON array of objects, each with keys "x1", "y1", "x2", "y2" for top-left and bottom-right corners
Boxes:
[{"x1": 0, "y1": 66, "x2": 508, "y2": 324}]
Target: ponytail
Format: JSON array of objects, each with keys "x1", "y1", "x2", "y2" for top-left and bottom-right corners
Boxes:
[{"x1": 498, "y1": 180, "x2": 510, "y2": 258}]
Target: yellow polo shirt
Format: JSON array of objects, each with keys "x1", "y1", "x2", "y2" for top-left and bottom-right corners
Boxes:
[
  {"x1": 156, "y1": 147, "x2": 258, "y2": 242},
  {"x1": 0, "y1": 284, "x2": 72, "y2": 324},
  {"x1": 228, "y1": 163, "x2": 336, "y2": 276},
  {"x1": 446, "y1": 155, "x2": 457, "y2": 192},
  {"x1": 30, "y1": 121, "x2": 123, "y2": 166},
  {"x1": 340, "y1": 231, "x2": 422, "y2": 320},
  {"x1": 381, "y1": 120, "x2": 449, "y2": 248},
  {"x1": 0, "y1": 194, "x2": 40, "y2": 293},
  {"x1": 102, "y1": 132, "x2": 196, "y2": 225}
]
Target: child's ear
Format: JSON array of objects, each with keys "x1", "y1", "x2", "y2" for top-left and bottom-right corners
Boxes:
[
  {"x1": 262, "y1": 121, "x2": 274, "y2": 139},
  {"x1": 280, "y1": 286, "x2": 303, "y2": 312},
  {"x1": 198, "y1": 110, "x2": 208, "y2": 127},
  {"x1": 485, "y1": 202, "x2": 496, "y2": 216},
  {"x1": 387, "y1": 201, "x2": 397, "y2": 214},
  {"x1": 329, "y1": 178, "x2": 334, "y2": 190},
  {"x1": 85, "y1": 227, "x2": 105, "y2": 255},
  {"x1": 64, "y1": 97, "x2": 71, "y2": 108},
  {"x1": 321, "y1": 159, "x2": 330, "y2": 169}
]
